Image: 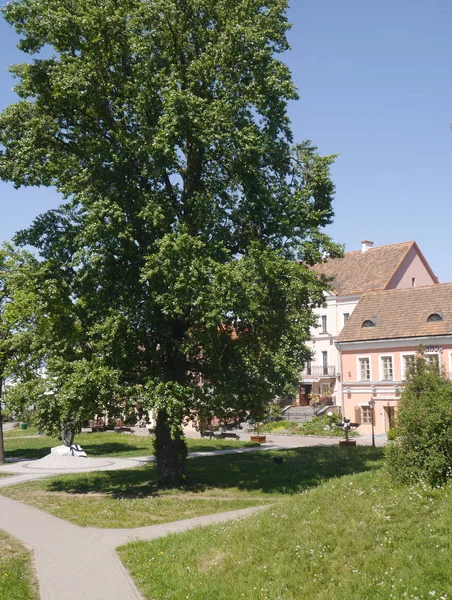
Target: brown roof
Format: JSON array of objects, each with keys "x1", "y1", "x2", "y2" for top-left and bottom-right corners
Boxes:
[
  {"x1": 312, "y1": 241, "x2": 436, "y2": 296},
  {"x1": 337, "y1": 283, "x2": 452, "y2": 343}
]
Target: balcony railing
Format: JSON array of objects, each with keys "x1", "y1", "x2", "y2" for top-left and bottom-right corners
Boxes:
[{"x1": 302, "y1": 366, "x2": 336, "y2": 377}]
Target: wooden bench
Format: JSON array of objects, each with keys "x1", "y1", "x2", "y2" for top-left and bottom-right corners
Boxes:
[
  {"x1": 89, "y1": 421, "x2": 105, "y2": 432},
  {"x1": 219, "y1": 432, "x2": 240, "y2": 440},
  {"x1": 200, "y1": 430, "x2": 216, "y2": 438},
  {"x1": 114, "y1": 426, "x2": 135, "y2": 434}
]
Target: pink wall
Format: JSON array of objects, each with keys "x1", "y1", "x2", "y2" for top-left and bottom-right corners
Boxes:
[
  {"x1": 341, "y1": 344, "x2": 452, "y2": 434},
  {"x1": 386, "y1": 245, "x2": 437, "y2": 289},
  {"x1": 341, "y1": 345, "x2": 452, "y2": 382}
]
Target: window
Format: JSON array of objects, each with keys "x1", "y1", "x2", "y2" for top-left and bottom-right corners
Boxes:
[
  {"x1": 402, "y1": 354, "x2": 415, "y2": 379},
  {"x1": 306, "y1": 360, "x2": 312, "y2": 375},
  {"x1": 427, "y1": 313, "x2": 443, "y2": 322},
  {"x1": 343, "y1": 313, "x2": 350, "y2": 325},
  {"x1": 361, "y1": 406, "x2": 372, "y2": 424},
  {"x1": 425, "y1": 353, "x2": 440, "y2": 373},
  {"x1": 411, "y1": 277, "x2": 415, "y2": 288},
  {"x1": 381, "y1": 356, "x2": 393, "y2": 381},
  {"x1": 359, "y1": 357, "x2": 371, "y2": 381},
  {"x1": 362, "y1": 319, "x2": 375, "y2": 328},
  {"x1": 322, "y1": 351, "x2": 328, "y2": 375},
  {"x1": 321, "y1": 315, "x2": 327, "y2": 333}
]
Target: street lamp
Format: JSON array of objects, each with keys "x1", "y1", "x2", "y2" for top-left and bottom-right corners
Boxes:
[
  {"x1": 368, "y1": 397, "x2": 375, "y2": 448},
  {"x1": 327, "y1": 411, "x2": 333, "y2": 430}
]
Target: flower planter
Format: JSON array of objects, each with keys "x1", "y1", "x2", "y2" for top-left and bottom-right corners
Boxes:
[
  {"x1": 339, "y1": 440, "x2": 356, "y2": 447},
  {"x1": 250, "y1": 435, "x2": 266, "y2": 443}
]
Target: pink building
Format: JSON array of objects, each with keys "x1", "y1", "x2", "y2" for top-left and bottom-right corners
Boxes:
[
  {"x1": 298, "y1": 240, "x2": 438, "y2": 410},
  {"x1": 336, "y1": 283, "x2": 452, "y2": 434}
]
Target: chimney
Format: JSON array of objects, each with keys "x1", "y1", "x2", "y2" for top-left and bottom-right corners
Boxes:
[{"x1": 361, "y1": 240, "x2": 374, "y2": 253}]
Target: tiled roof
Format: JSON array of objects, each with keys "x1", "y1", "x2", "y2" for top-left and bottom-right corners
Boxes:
[
  {"x1": 337, "y1": 283, "x2": 452, "y2": 343},
  {"x1": 312, "y1": 241, "x2": 416, "y2": 296}
]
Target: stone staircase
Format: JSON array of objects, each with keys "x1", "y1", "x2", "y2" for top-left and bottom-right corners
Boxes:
[
  {"x1": 282, "y1": 404, "x2": 335, "y2": 423},
  {"x1": 282, "y1": 406, "x2": 315, "y2": 423}
]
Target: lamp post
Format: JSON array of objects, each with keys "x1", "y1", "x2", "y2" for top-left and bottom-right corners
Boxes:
[
  {"x1": 327, "y1": 411, "x2": 333, "y2": 430},
  {"x1": 368, "y1": 397, "x2": 375, "y2": 448}
]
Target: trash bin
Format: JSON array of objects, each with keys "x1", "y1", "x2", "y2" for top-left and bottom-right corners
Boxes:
[{"x1": 20, "y1": 422, "x2": 28, "y2": 430}]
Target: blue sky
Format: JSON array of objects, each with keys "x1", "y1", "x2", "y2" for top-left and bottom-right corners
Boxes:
[{"x1": 0, "y1": 1, "x2": 451, "y2": 280}]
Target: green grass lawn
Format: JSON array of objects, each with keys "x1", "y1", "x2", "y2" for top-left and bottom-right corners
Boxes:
[
  {"x1": 119, "y1": 467, "x2": 452, "y2": 600},
  {"x1": 3, "y1": 431, "x2": 258, "y2": 460},
  {"x1": 0, "y1": 447, "x2": 382, "y2": 528},
  {"x1": 3, "y1": 426, "x2": 41, "y2": 438},
  {"x1": 0, "y1": 530, "x2": 38, "y2": 600}
]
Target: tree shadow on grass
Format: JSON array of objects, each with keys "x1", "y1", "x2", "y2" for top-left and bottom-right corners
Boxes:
[
  {"x1": 5, "y1": 447, "x2": 52, "y2": 460},
  {"x1": 45, "y1": 446, "x2": 384, "y2": 498},
  {"x1": 186, "y1": 441, "x2": 258, "y2": 452},
  {"x1": 79, "y1": 442, "x2": 150, "y2": 457}
]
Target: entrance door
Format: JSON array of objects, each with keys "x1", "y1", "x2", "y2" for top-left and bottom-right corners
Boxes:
[
  {"x1": 384, "y1": 406, "x2": 396, "y2": 431},
  {"x1": 298, "y1": 384, "x2": 311, "y2": 406}
]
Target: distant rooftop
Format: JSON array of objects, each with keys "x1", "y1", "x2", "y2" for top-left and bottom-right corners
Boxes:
[
  {"x1": 337, "y1": 283, "x2": 452, "y2": 343},
  {"x1": 312, "y1": 241, "x2": 437, "y2": 296}
]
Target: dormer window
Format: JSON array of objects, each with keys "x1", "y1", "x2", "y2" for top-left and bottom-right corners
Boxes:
[
  {"x1": 427, "y1": 312, "x2": 443, "y2": 323},
  {"x1": 362, "y1": 319, "x2": 376, "y2": 328}
]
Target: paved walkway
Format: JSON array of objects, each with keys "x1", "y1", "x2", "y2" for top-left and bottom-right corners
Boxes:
[
  {"x1": 0, "y1": 447, "x2": 274, "y2": 599},
  {"x1": 0, "y1": 486, "x2": 265, "y2": 599}
]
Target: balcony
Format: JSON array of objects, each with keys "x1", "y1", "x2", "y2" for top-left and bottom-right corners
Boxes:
[{"x1": 301, "y1": 366, "x2": 336, "y2": 378}]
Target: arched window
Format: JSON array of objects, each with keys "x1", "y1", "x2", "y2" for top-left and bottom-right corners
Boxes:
[
  {"x1": 362, "y1": 319, "x2": 375, "y2": 328},
  {"x1": 427, "y1": 313, "x2": 443, "y2": 323}
]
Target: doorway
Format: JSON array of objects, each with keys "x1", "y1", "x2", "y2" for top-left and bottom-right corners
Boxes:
[
  {"x1": 298, "y1": 384, "x2": 312, "y2": 406},
  {"x1": 384, "y1": 406, "x2": 396, "y2": 431}
]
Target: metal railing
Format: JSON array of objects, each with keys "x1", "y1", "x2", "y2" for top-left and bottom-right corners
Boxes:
[{"x1": 302, "y1": 366, "x2": 336, "y2": 377}]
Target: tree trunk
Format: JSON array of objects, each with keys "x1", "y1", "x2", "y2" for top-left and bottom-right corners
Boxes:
[
  {"x1": 154, "y1": 409, "x2": 187, "y2": 487},
  {"x1": 0, "y1": 377, "x2": 4, "y2": 465}
]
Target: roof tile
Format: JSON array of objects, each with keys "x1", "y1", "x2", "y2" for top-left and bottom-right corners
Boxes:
[
  {"x1": 337, "y1": 283, "x2": 452, "y2": 343},
  {"x1": 312, "y1": 241, "x2": 414, "y2": 295}
]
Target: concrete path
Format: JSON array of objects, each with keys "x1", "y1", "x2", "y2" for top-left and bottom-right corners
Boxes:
[
  {"x1": 88, "y1": 504, "x2": 268, "y2": 549},
  {"x1": 0, "y1": 493, "x2": 266, "y2": 600},
  {"x1": 0, "y1": 493, "x2": 144, "y2": 599}
]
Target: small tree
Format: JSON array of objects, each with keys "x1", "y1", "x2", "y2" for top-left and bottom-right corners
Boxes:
[{"x1": 385, "y1": 349, "x2": 452, "y2": 487}]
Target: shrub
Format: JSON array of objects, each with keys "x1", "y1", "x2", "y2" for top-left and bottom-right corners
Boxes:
[
  {"x1": 296, "y1": 415, "x2": 350, "y2": 437},
  {"x1": 385, "y1": 350, "x2": 452, "y2": 487},
  {"x1": 260, "y1": 420, "x2": 298, "y2": 433},
  {"x1": 386, "y1": 427, "x2": 399, "y2": 441}
]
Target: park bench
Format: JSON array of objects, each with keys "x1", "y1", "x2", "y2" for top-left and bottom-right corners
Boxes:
[
  {"x1": 219, "y1": 432, "x2": 240, "y2": 440},
  {"x1": 114, "y1": 426, "x2": 135, "y2": 434},
  {"x1": 200, "y1": 430, "x2": 216, "y2": 438},
  {"x1": 89, "y1": 420, "x2": 105, "y2": 432}
]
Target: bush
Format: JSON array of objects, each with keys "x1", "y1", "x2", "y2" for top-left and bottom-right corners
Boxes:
[
  {"x1": 385, "y1": 351, "x2": 452, "y2": 487},
  {"x1": 387, "y1": 427, "x2": 399, "y2": 441},
  {"x1": 260, "y1": 420, "x2": 298, "y2": 433},
  {"x1": 297, "y1": 415, "x2": 354, "y2": 437}
]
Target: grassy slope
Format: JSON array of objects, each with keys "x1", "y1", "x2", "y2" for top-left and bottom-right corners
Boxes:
[
  {"x1": 0, "y1": 447, "x2": 382, "y2": 528},
  {"x1": 3, "y1": 432, "x2": 257, "y2": 460},
  {"x1": 0, "y1": 530, "x2": 38, "y2": 600},
  {"x1": 119, "y1": 468, "x2": 452, "y2": 600}
]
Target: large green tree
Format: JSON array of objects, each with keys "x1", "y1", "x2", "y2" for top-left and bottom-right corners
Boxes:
[{"x1": 0, "y1": 0, "x2": 341, "y2": 485}]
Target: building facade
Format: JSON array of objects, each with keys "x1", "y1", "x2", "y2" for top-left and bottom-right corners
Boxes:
[
  {"x1": 298, "y1": 240, "x2": 438, "y2": 408},
  {"x1": 336, "y1": 283, "x2": 452, "y2": 434}
]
